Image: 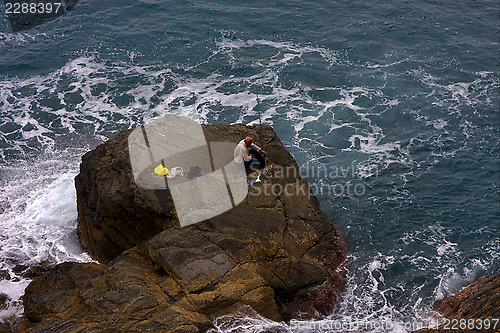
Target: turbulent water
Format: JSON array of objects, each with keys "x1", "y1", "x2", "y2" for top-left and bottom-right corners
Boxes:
[{"x1": 0, "y1": 0, "x2": 498, "y2": 331}]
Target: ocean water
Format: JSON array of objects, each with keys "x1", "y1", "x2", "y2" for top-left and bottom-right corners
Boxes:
[{"x1": 0, "y1": 0, "x2": 498, "y2": 331}]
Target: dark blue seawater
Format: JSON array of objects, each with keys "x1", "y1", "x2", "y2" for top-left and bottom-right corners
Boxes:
[{"x1": 0, "y1": 0, "x2": 498, "y2": 331}]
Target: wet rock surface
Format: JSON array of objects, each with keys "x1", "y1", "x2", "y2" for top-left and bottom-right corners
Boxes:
[
  {"x1": 21, "y1": 123, "x2": 347, "y2": 332},
  {"x1": 0, "y1": 200, "x2": 9, "y2": 215},
  {"x1": 0, "y1": 293, "x2": 7, "y2": 311},
  {"x1": 0, "y1": 270, "x2": 10, "y2": 281}
]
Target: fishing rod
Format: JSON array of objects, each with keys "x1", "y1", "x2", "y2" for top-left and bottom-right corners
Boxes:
[
  {"x1": 256, "y1": 94, "x2": 264, "y2": 150},
  {"x1": 256, "y1": 94, "x2": 270, "y2": 177}
]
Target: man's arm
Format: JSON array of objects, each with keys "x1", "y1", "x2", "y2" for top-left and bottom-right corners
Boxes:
[
  {"x1": 250, "y1": 143, "x2": 261, "y2": 151},
  {"x1": 250, "y1": 143, "x2": 267, "y2": 155}
]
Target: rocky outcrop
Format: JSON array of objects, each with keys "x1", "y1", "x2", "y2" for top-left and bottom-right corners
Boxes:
[
  {"x1": 415, "y1": 273, "x2": 500, "y2": 333},
  {"x1": 434, "y1": 273, "x2": 500, "y2": 320},
  {"x1": 74, "y1": 128, "x2": 178, "y2": 263},
  {"x1": 21, "y1": 122, "x2": 347, "y2": 332}
]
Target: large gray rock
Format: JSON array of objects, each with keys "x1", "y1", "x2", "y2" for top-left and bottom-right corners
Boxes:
[{"x1": 21, "y1": 122, "x2": 347, "y2": 332}]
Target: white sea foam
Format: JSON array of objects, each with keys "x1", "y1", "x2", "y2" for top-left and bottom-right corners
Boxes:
[
  {"x1": 410, "y1": 69, "x2": 499, "y2": 109},
  {"x1": 208, "y1": 306, "x2": 291, "y2": 333},
  {"x1": 215, "y1": 38, "x2": 343, "y2": 67},
  {"x1": 0, "y1": 278, "x2": 30, "y2": 319},
  {"x1": 0, "y1": 32, "x2": 46, "y2": 48},
  {"x1": 0, "y1": 150, "x2": 94, "y2": 319},
  {"x1": 429, "y1": 119, "x2": 447, "y2": 130}
]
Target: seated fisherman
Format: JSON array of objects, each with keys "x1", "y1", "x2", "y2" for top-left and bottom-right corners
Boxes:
[{"x1": 236, "y1": 136, "x2": 267, "y2": 169}]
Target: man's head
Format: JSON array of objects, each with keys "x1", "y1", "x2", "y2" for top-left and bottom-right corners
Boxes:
[{"x1": 244, "y1": 136, "x2": 253, "y2": 146}]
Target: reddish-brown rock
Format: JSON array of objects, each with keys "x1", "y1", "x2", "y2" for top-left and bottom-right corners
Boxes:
[{"x1": 415, "y1": 273, "x2": 500, "y2": 333}]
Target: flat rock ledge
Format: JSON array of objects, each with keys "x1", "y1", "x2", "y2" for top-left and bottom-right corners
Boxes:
[
  {"x1": 415, "y1": 273, "x2": 500, "y2": 333},
  {"x1": 20, "y1": 123, "x2": 348, "y2": 332}
]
